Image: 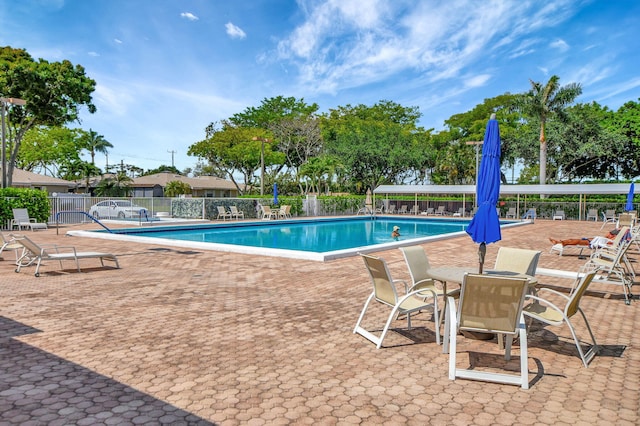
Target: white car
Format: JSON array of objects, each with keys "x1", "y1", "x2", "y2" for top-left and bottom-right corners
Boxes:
[{"x1": 89, "y1": 200, "x2": 148, "y2": 219}]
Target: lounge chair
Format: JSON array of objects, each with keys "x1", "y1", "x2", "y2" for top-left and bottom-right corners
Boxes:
[
  {"x1": 386, "y1": 204, "x2": 396, "y2": 214},
  {"x1": 549, "y1": 238, "x2": 592, "y2": 257},
  {"x1": 424, "y1": 207, "x2": 434, "y2": 215},
  {"x1": 397, "y1": 205, "x2": 408, "y2": 214},
  {"x1": 522, "y1": 208, "x2": 537, "y2": 221},
  {"x1": 581, "y1": 230, "x2": 634, "y2": 304},
  {"x1": 354, "y1": 254, "x2": 440, "y2": 348},
  {"x1": 229, "y1": 205, "x2": 244, "y2": 220},
  {"x1": 11, "y1": 234, "x2": 120, "y2": 277},
  {"x1": 443, "y1": 273, "x2": 530, "y2": 389},
  {"x1": 216, "y1": 206, "x2": 232, "y2": 221},
  {"x1": 553, "y1": 210, "x2": 566, "y2": 220},
  {"x1": 0, "y1": 233, "x2": 24, "y2": 263},
  {"x1": 409, "y1": 205, "x2": 420, "y2": 215},
  {"x1": 586, "y1": 209, "x2": 598, "y2": 221},
  {"x1": 600, "y1": 209, "x2": 617, "y2": 229},
  {"x1": 435, "y1": 206, "x2": 446, "y2": 215},
  {"x1": 452, "y1": 207, "x2": 464, "y2": 217},
  {"x1": 618, "y1": 212, "x2": 635, "y2": 228},
  {"x1": 11, "y1": 208, "x2": 48, "y2": 231},
  {"x1": 505, "y1": 207, "x2": 517, "y2": 219},
  {"x1": 523, "y1": 271, "x2": 599, "y2": 367}
]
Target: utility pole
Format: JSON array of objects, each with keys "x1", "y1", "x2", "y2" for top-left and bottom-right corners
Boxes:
[
  {"x1": 168, "y1": 150, "x2": 176, "y2": 167},
  {"x1": 465, "y1": 140, "x2": 483, "y2": 209},
  {"x1": 252, "y1": 137, "x2": 271, "y2": 195}
]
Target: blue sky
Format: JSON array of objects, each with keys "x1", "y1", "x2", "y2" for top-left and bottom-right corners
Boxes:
[{"x1": 1, "y1": 0, "x2": 639, "y2": 174}]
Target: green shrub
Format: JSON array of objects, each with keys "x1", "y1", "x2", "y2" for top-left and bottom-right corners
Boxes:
[{"x1": 0, "y1": 187, "x2": 50, "y2": 227}]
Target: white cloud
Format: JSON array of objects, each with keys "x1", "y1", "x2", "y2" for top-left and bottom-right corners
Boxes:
[
  {"x1": 276, "y1": 0, "x2": 584, "y2": 95},
  {"x1": 550, "y1": 38, "x2": 570, "y2": 51},
  {"x1": 114, "y1": 38, "x2": 122, "y2": 44},
  {"x1": 88, "y1": 51, "x2": 99, "y2": 57},
  {"x1": 181, "y1": 12, "x2": 199, "y2": 21},
  {"x1": 225, "y1": 22, "x2": 246, "y2": 39}
]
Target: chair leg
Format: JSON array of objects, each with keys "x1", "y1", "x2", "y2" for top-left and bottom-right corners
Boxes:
[
  {"x1": 518, "y1": 317, "x2": 529, "y2": 389},
  {"x1": 448, "y1": 303, "x2": 457, "y2": 379}
]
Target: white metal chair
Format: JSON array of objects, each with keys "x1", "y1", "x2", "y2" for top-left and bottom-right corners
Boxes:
[
  {"x1": 216, "y1": 206, "x2": 232, "y2": 220},
  {"x1": 11, "y1": 208, "x2": 48, "y2": 231},
  {"x1": 523, "y1": 271, "x2": 599, "y2": 367},
  {"x1": 354, "y1": 254, "x2": 440, "y2": 348},
  {"x1": 600, "y1": 210, "x2": 617, "y2": 229},
  {"x1": 552, "y1": 210, "x2": 566, "y2": 220},
  {"x1": 443, "y1": 273, "x2": 530, "y2": 389},
  {"x1": 229, "y1": 205, "x2": 244, "y2": 220},
  {"x1": 505, "y1": 207, "x2": 517, "y2": 218},
  {"x1": 492, "y1": 247, "x2": 541, "y2": 277},
  {"x1": 586, "y1": 209, "x2": 598, "y2": 221}
]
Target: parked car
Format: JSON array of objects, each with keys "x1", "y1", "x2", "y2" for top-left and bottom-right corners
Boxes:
[{"x1": 89, "y1": 200, "x2": 148, "y2": 219}]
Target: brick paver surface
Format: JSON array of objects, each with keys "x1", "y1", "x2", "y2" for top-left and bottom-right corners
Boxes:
[{"x1": 0, "y1": 218, "x2": 638, "y2": 425}]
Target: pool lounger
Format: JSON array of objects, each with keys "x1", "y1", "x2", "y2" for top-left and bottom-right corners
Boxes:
[{"x1": 11, "y1": 233, "x2": 120, "y2": 277}]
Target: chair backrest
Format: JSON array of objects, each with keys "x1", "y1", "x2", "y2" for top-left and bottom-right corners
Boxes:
[
  {"x1": 361, "y1": 254, "x2": 399, "y2": 307},
  {"x1": 523, "y1": 208, "x2": 536, "y2": 218},
  {"x1": 399, "y1": 246, "x2": 432, "y2": 286},
  {"x1": 458, "y1": 274, "x2": 528, "y2": 334},
  {"x1": 437, "y1": 206, "x2": 445, "y2": 213},
  {"x1": 566, "y1": 271, "x2": 597, "y2": 319},
  {"x1": 217, "y1": 206, "x2": 227, "y2": 214},
  {"x1": 605, "y1": 209, "x2": 616, "y2": 219},
  {"x1": 12, "y1": 208, "x2": 30, "y2": 222},
  {"x1": 262, "y1": 205, "x2": 272, "y2": 214},
  {"x1": 588, "y1": 209, "x2": 598, "y2": 216},
  {"x1": 611, "y1": 226, "x2": 630, "y2": 248},
  {"x1": 398, "y1": 205, "x2": 407, "y2": 213},
  {"x1": 619, "y1": 213, "x2": 635, "y2": 227},
  {"x1": 494, "y1": 247, "x2": 541, "y2": 276},
  {"x1": 11, "y1": 234, "x2": 45, "y2": 256}
]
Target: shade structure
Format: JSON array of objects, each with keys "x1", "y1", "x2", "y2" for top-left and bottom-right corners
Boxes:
[
  {"x1": 466, "y1": 115, "x2": 502, "y2": 273},
  {"x1": 273, "y1": 183, "x2": 279, "y2": 205},
  {"x1": 626, "y1": 182, "x2": 634, "y2": 211}
]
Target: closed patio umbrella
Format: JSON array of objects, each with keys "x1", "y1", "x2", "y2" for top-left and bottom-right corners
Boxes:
[
  {"x1": 625, "y1": 182, "x2": 634, "y2": 211},
  {"x1": 466, "y1": 114, "x2": 502, "y2": 273},
  {"x1": 273, "y1": 183, "x2": 279, "y2": 206}
]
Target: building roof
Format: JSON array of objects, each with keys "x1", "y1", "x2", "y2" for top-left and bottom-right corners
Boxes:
[
  {"x1": 132, "y1": 172, "x2": 238, "y2": 190},
  {"x1": 2, "y1": 168, "x2": 75, "y2": 189},
  {"x1": 374, "y1": 183, "x2": 638, "y2": 196}
]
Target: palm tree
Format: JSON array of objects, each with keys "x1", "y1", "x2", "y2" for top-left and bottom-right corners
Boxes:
[
  {"x1": 95, "y1": 171, "x2": 132, "y2": 197},
  {"x1": 82, "y1": 129, "x2": 113, "y2": 165},
  {"x1": 520, "y1": 75, "x2": 582, "y2": 184}
]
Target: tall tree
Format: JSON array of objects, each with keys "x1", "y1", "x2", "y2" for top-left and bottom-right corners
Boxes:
[
  {"x1": 0, "y1": 46, "x2": 96, "y2": 185},
  {"x1": 518, "y1": 75, "x2": 582, "y2": 184},
  {"x1": 80, "y1": 129, "x2": 113, "y2": 165}
]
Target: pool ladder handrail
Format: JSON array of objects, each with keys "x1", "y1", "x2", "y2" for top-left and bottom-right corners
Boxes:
[{"x1": 55, "y1": 211, "x2": 113, "y2": 234}]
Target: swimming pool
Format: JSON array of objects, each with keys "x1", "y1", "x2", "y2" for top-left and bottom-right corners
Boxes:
[{"x1": 68, "y1": 216, "x2": 523, "y2": 261}]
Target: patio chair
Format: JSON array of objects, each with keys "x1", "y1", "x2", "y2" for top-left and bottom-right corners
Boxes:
[
  {"x1": 505, "y1": 207, "x2": 517, "y2": 219},
  {"x1": 492, "y1": 247, "x2": 541, "y2": 277},
  {"x1": 277, "y1": 205, "x2": 292, "y2": 219},
  {"x1": 11, "y1": 208, "x2": 48, "y2": 231},
  {"x1": 229, "y1": 205, "x2": 244, "y2": 220},
  {"x1": 453, "y1": 207, "x2": 465, "y2": 217},
  {"x1": 600, "y1": 209, "x2": 617, "y2": 229},
  {"x1": 586, "y1": 209, "x2": 599, "y2": 221},
  {"x1": 409, "y1": 205, "x2": 420, "y2": 215},
  {"x1": 386, "y1": 204, "x2": 396, "y2": 214},
  {"x1": 354, "y1": 254, "x2": 440, "y2": 348},
  {"x1": 260, "y1": 205, "x2": 278, "y2": 220},
  {"x1": 424, "y1": 207, "x2": 434, "y2": 215},
  {"x1": 216, "y1": 206, "x2": 232, "y2": 221},
  {"x1": 552, "y1": 210, "x2": 566, "y2": 220},
  {"x1": 397, "y1": 205, "x2": 408, "y2": 214},
  {"x1": 523, "y1": 270, "x2": 599, "y2": 367},
  {"x1": 443, "y1": 273, "x2": 530, "y2": 389},
  {"x1": 11, "y1": 234, "x2": 120, "y2": 277},
  {"x1": 435, "y1": 206, "x2": 446, "y2": 215}
]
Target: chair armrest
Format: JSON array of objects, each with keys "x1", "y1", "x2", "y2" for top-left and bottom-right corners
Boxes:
[
  {"x1": 392, "y1": 279, "x2": 408, "y2": 293},
  {"x1": 49, "y1": 245, "x2": 78, "y2": 255},
  {"x1": 524, "y1": 294, "x2": 565, "y2": 317},
  {"x1": 528, "y1": 287, "x2": 570, "y2": 302}
]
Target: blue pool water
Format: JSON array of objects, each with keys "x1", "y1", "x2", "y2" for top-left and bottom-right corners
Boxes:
[{"x1": 69, "y1": 216, "x2": 522, "y2": 261}]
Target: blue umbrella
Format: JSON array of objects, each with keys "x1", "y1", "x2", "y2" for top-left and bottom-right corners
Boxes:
[
  {"x1": 273, "y1": 183, "x2": 279, "y2": 206},
  {"x1": 625, "y1": 182, "x2": 634, "y2": 211},
  {"x1": 466, "y1": 114, "x2": 502, "y2": 273}
]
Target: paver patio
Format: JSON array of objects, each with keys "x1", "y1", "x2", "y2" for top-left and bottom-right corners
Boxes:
[{"x1": 0, "y1": 218, "x2": 638, "y2": 425}]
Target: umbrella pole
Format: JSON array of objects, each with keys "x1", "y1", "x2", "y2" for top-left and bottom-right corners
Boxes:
[{"x1": 478, "y1": 242, "x2": 486, "y2": 274}]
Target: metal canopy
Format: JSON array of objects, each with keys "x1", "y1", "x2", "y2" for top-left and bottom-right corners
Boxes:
[{"x1": 374, "y1": 184, "x2": 638, "y2": 196}]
